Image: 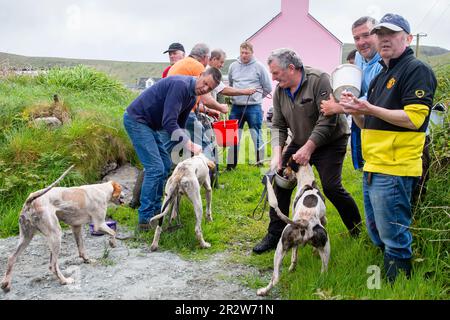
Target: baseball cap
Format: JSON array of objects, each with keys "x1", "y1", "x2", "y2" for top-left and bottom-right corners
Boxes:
[
  {"x1": 370, "y1": 13, "x2": 411, "y2": 34},
  {"x1": 163, "y1": 43, "x2": 185, "y2": 54}
]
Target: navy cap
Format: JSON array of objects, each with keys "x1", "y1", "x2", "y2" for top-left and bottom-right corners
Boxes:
[
  {"x1": 163, "y1": 43, "x2": 185, "y2": 54},
  {"x1": 370, "y1": 13, "x2": 411, "y2": 34}
]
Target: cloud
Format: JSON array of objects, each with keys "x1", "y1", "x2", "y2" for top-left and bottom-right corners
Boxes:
[{"x1": 0, "y1": 0, "x2": 448, "y2": 62}]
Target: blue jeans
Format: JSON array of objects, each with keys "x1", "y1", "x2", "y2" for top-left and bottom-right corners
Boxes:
[
  {"x1": 123, "y1": 112, "x2": 171, "y2": 224},
  {"x1": 227, "y1": 104, "x2": 264, "y2": 166},
  {"x1": 363, "y1": 172, "x2": 418, "y2": 259}
]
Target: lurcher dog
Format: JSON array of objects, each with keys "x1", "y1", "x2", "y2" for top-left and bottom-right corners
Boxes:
[
  {"x1": 149, "y1": 154, "x2": 216, "y2": 251},
  {"x1": 257, "y1": 163, "x2": 330, "y2": 296},
  {"x1": 1, "y1": 165, "x2": 123, "y2": 292}
]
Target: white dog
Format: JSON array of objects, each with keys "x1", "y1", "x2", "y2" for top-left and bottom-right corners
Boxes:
[
  {"x1": 1, "y1": 165, "x2": 122, "y2": 292},
  {"x1": 149, "y1": 154, "x2": 215, "y2": 251},
  {"x1": 257, "y1": 163, "x2": 330, "y2": 296}
]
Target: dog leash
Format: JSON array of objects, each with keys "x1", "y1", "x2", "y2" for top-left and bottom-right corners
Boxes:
[{"x1": 251, "y1": 173, "x2": 275, "y2": 221}]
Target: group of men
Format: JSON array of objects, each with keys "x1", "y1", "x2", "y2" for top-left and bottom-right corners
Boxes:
[{"x1": 123, "y1": 13, "x2": 437, "y2": 284}]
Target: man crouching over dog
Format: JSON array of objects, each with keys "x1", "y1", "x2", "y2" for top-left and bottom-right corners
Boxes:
[
  {"x1": 252, "y1": 48, "x2": 362, "y2": 254},
  {"x1": 123, "y1": 68, "x2": 222, "y2": 230}
]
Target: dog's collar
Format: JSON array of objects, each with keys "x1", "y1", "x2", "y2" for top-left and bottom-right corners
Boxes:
[{"x1": 293, "y1": 184, "x2": 314, "y2": 209}]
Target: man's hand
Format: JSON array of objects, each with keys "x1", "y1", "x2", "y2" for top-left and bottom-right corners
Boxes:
[
  {"x1": 339, "y1": 92, "x2": 371, "y2": 115},
  {"x1": 206, "y1": 108, "x2": 220, "y2": 119},
  {"x1": 321, "y1": 93, "x2": 344, "y2": 116},
  {"x1": 243, "y1": 88, "x2": 257, "y2": 95},
  {"x1": 217, "y1": 103, "x2": 229, "y2": 114},
  {"x1": 292, "y1": 140, "x2": 316, "y2": 166}
]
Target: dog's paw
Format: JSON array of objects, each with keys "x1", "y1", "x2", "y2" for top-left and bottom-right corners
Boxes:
[
  {"x1": 256, "y1": 288, "x2": 268, "y2": 296},
  {"x1": 82, "y1": 258, "x2": 96, "y2": 264},
  {"x1": 60, "y1": 277, "x2": 75, "y2": 285},
  {"x1": 109, "y1": 239, "x2": 117, "y2": 248},
  {"x1": 1, "y1": 281, "x2": 11, "y2": 293},
  {"x1": 288, "y1": 264, "x2": 297, "y2": 272},
  {"x1": 206, "y1": 215, "x2": 213, "y2": 222},
  {"x1": 150, "y1": 244, "x2": 158, "y2": 252},
  {"x1": 200, "y1": 241, "x2": 211, "y2": 249}
]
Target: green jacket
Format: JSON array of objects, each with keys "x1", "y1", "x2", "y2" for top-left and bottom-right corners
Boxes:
[{"x1": 271, "y1": 66, "x2": 349, "y2": 148}]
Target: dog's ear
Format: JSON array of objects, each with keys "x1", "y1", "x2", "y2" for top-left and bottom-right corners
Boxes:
[
  {"x1": 287, "y1": 157, "x2": 300, "y2": 173},
  {"x1": 111, "y1": 181, "x2": 122, "y2": 198},
  {"x1": 206, "y1": 160, "x2": 216, "y2": 170}
]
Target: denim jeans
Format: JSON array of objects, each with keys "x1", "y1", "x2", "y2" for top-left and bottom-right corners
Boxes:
[
  {"x1": 123, "y1": 112, "x2": 171, "y2": 224},
  {"x1": 363, "y1": 172, "x2": 418, "y2": 259},
  {"x1": 227, "y1": 104, "x2": 264, "y2": 166}
]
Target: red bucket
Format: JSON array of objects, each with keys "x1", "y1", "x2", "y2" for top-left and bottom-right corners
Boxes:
[{"x1": 212, "y1": 120, "x2": 239, "y2": 147}]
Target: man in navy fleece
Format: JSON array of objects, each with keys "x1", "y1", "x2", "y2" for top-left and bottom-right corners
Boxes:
[{"x1": 123, "y1": 68, "x2": 222, "y2": 230}]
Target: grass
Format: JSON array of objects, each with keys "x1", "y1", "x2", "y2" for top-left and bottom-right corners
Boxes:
[
  {"x1": 108, "y1": 129, "x2": 448, "y2": 299},
  {"x1": 0, "y1": 66, "x2": 448, "y2": 300}
]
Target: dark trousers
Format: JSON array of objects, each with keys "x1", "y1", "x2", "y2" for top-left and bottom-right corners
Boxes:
[{"x1": 268, "y1": 136, "x2": 362, "y2": 238}]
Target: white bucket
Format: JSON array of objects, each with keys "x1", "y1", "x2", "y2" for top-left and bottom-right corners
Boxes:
[{"x1": 331, "y1": 64, "x2": 362, "y2": 101}]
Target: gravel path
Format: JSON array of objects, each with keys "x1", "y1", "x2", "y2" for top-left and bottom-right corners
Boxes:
[{"x1": 0, "y1": 227, "x2": 262, "y2": 300}]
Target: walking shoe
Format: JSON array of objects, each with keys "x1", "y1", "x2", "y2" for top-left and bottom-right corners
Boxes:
[{"x1": 252, "y1": 233, "x2": 279, "y2": 254}]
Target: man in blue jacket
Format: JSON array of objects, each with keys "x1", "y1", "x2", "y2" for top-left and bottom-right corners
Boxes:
[
  {"x1": 123, "y1": 68, "x2": 222, "y2": 230},
  {"x1": 322, "y1": 16, "x2": 382, "y2": 170}
]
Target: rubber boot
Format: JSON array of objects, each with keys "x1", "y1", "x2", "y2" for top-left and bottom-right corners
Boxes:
[
  {"x1": 130, "y1": 170, "x2": 144, "y2": 209},
  {"x1": 384, "y1": 254, "x2": 412, "y2": 284}
]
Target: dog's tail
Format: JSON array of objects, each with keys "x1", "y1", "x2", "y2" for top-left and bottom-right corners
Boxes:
[
  {"x1": 24, "y1": 164, "x2": 75, "y2": 205},
  {"x1": 151, "y1": 193, "x2": 175, "y2": 222},
  {"x1": 265, "y1": 175, "x2": 307, "y2": 228}
]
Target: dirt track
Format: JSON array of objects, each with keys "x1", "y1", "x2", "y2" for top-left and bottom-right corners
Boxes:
[{"x1": 0, "y1": 228, "x2": 262, "y2": 300}]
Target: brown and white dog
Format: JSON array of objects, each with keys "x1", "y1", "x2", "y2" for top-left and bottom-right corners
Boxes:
[
  {"x1": 1, "y1": 165, "x2": 122, "y2": 292},
  {"x1": 149, "y1": 153, "x2": 215, "y2": 251},
  {"x1": 257, "y1": 163, "x2": 330, "y2": 296}
]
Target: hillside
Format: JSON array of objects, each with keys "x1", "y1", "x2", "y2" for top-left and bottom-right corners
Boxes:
[
  {"x1": 0, "y1": 52, "x2": 167, "y2": 87},
  {"x1": 1, "y1": 43, "x2": 448, "y2": 86},
  {"x1": 342, "y1": 43, "x2": 449, "y2": 63}
]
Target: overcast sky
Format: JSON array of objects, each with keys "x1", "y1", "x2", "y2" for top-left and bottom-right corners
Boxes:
[{"x1": 1, "y1": 0, "x2": 449, "y2": 62}]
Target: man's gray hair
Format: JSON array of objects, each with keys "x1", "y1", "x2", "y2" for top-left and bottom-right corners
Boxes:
[
  {"x1": 211, "y1": 49, "x2": 226, "y2": 60},
  {"x1": 267, "y1": 48, "x2": 303, "y2": 70},
  {"x1": 352, "y1": 16, "x2": 378, "y2": 30},
  {"x1": 202, "y1": 67, "x2": 222, "y2": 85},
  {"x1": 190, "y1": 43, "x2": 210, "y2": 59}
]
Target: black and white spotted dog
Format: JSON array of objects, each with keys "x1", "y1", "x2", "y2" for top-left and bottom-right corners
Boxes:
[{"x1": 257, "y1": 162, "x2": 330, "y2": 296}]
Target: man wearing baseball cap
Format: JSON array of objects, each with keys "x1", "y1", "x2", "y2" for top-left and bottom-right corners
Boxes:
[
  {"x1": 162, "y1": 42, "x2": 185, "y2": 78},
  {"x1": 340, "y1": 13, "x2": 437, "y2": 283}
]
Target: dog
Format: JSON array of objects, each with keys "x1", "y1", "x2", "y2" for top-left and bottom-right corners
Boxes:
[
  {"x1": 257, "y1": 163, "x2": 330, "y2": 296},
  {"x1": 1, "y1": 165, "x2": 123, "y2": 292},
  {"x1": 149, "y1": 153, "x2": 216, "y2": 251}
]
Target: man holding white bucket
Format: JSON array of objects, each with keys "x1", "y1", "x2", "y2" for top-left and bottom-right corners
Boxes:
[
  {"x1": 339, "y1": 14, "x2": 437, "y2": 283},
  {"x1": 322, "y1": 16, "x2": 382, "y2": 171},
  {"x1": 252, "y1": 48, "x2": 362, "y2": 254}
]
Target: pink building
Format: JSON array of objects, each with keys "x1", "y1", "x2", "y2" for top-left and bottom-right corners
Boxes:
[{"x1": 247, "y1": 0, "x2": 342, "y2": 112}]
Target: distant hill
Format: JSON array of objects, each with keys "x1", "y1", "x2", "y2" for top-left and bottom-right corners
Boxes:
[
  {"x1": 0, "y1": 52, "x2": 167, "y2": 87},
  {"x1": 342, "y1": 43, "x2": 449, "y2": 64},
  {"x1": 1, "y1": 44, "x2": 448, "y2": 87}
]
